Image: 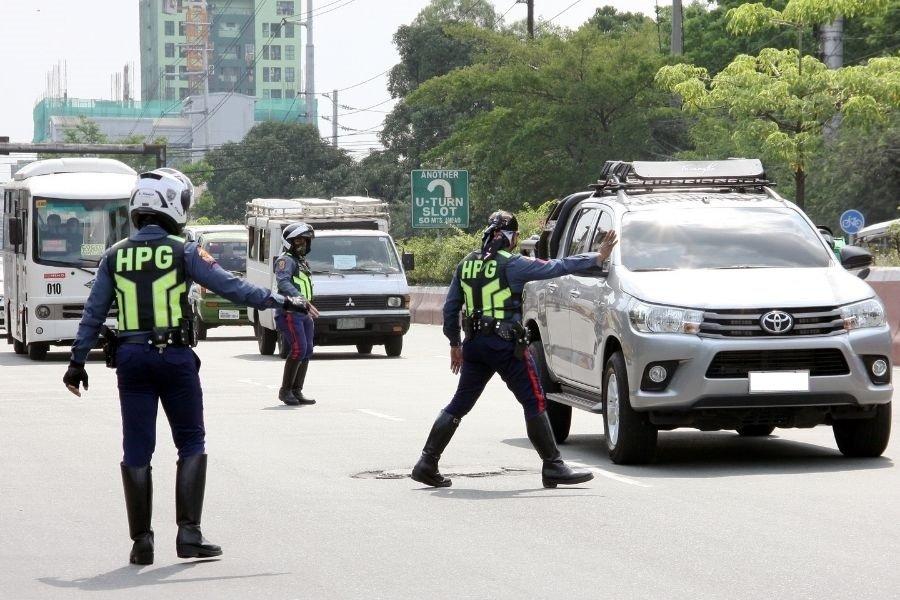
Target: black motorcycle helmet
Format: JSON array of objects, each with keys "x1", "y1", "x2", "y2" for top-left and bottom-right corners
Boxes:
[{"x1": 481, "y1": 210, "x2": 519, "y2": 257}]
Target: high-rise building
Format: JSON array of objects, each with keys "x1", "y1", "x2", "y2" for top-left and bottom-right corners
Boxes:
[{"x1": 139, "y1": 0, "x2": 303, "y2": 104}]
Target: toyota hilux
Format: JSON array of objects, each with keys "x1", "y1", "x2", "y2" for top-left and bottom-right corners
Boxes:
[{"x1": 522, "y1": 159, "x2": 892, "y2": 464}]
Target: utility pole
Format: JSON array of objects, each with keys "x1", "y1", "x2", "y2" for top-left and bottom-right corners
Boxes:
[
  {"x1": 527, "y1": 0, "x2": 534, "y2": 39},
  {"x1": 820, "y1": 17, "x2": 844, "y2": 69},
  {"x1": 671, "y1": 0, "x2": 683, "y2": 56},
  {"x1": 331, "y1": 89, "x2": 338, "y2": 147},
  {"x1": 305, "y1": 0, "x2": 316, "y2": 127}
]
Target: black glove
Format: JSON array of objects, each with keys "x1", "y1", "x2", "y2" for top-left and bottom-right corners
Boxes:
[
  {"x1": 283, "y1": 296, "x2": 309, "y2": 314},
  {"x1": 63, "y1": 361, "x2": 89, "y2": 396}
]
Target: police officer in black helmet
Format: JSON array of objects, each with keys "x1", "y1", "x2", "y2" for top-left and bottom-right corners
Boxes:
[
  {"x1": 411, "y1": 210, "x2": 618, "y2": 489},
  {"x1": 63, "y1": 168, "x2": 309, "y2": 565}
]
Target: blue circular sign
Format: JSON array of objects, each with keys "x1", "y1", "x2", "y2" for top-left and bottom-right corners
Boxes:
[{"x1": 840, "y1": 210, "x2": 865, "y2": 235}]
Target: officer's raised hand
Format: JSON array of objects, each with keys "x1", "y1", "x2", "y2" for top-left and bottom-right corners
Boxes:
[
  {"x1": 595, "y1": 230, "x2": 618, "y2": 266},
  {"x1": 63, "y1": 361, "x2": 89, "y2": 397}
]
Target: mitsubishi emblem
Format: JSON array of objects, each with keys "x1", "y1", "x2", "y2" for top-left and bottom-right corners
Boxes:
[{"x1": 346, "y1": 297, "x2": 355, "y2": 307}]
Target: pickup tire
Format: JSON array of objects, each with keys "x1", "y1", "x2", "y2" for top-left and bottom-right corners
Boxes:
[
  {"x1": 255, "y1": 321, "x2": 277, "y2": 356},
  {"x1": 736, "y1": 425, "x2": 775, "y2": 437},
  {"x1": 833, "y1": 403, "x2": 891, "y2": 458},
  {"x1": 385, "y1": 336, "x2": 403, "y2": 358},
  {"x1": 528, "y1": 340, "x2": 570, "y2": 443},
  {"x1": 603, "y1": 351, "x2": 657, "y2": 465}
]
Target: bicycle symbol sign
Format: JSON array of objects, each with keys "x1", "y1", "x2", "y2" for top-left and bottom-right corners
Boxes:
[{"x1": 839, "y1": 210, "x2": 865, "y2": 235}]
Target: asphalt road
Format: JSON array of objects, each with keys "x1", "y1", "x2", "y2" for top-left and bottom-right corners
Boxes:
[{"x1": 1, "y1": 324, "x2": 898, "y2": 600}]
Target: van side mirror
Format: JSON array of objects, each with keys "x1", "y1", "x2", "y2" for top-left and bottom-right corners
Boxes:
[
  {"x1": 8, "y1": 217, "x2": 22, "y2": 248},
  {"x1": 402, "y1": 252, "x2": 415, "y2": 271},
  {"x1": 840, "y1": 245, "x2": 873, "y2": 270}
]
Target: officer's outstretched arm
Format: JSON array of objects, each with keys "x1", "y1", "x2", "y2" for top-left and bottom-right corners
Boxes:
[{"x1": 186, "y1": 242, "x2": 282, "y2": 311}]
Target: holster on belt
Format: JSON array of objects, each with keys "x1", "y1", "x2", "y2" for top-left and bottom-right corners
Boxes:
[{"x1": 100, "y1": 325, "x2": 119, "y2": 369}]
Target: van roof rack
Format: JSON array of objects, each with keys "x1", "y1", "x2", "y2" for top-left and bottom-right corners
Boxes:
[
  {"x1": 591, "y1": 159, "x2": 772, "y2": 193},
  {"x1": 246, "y1": 196, "x2": 388, "y2": 220}
]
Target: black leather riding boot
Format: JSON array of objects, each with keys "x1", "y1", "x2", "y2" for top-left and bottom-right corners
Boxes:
[
  {"x1": 526, "y1": 412, "x2": 594, "y2": 489},
  {"x1": 175, "y1": 454, "x2": 222, "y2": 559},
  {"x1": 411, "y1": 411, "x2": 460, "y2": 487},
  {"x1": 278, "y1": 358, "x2": 301, "y2": 405},
  {"x1": 291, "y1": 360, "x2": 316, "y2": 405},
  {"x1": 120, "y1": 463, "x2": 154, "y2": 565}
]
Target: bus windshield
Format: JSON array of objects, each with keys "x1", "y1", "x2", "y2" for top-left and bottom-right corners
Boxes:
[
  {"x1": 34, "y1": 197, "x2": 130, "y2": 267},
  {"x1": 307, "y1": 236, "x2": 401, "y2": 274}
]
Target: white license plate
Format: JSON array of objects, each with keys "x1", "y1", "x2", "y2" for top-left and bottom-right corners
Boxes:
[
  {"x1": 749, "y1": 371, "x2": 810, "y2": 393},
  {"x1": 218, "y1": 309, "x2": 240, "y2": 320},
  {"x1": 337, "y1": 317, "x2": 365, "y2": 330}
]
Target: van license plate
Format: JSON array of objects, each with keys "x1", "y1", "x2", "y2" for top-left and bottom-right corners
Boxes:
[
  {"x1": 337, "y1": 318, "x2": 365, "y2": 330},
  {"x1": 749, "y1": 371, "x2": 809, "y2": 393},
  {"x1": 219, "y1": 309, "x2": 240, "y2": 320}
]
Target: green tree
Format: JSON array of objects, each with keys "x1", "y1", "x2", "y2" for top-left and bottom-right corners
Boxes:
[
  {"x1": 203, "y1": 122, "x2": 353, "y2": 223},
  {"x1": 656, "y1": 0, "x2": 898, "y2": 207}
]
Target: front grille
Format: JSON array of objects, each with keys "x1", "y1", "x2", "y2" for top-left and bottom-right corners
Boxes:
[
  {"x1": 700, "y1": 307, "x2": 844, "y2": 338},
  {"x1": 706, "y1": 349, "x2": 850, "y2": 379},
  {"x1": 313, "y1": 295, "x2": 389, "y2": 312},
  {"x1": 58, "y1": 304, "x2": 119, "y2": 320}
]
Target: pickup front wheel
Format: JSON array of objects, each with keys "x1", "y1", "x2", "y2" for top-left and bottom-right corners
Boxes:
[
  {"x1": 833, "y1": 403, "x2": 891, "y2": 458},
  {"x1": 603, "y1": 352, "x2": 657, "y2": 465}
]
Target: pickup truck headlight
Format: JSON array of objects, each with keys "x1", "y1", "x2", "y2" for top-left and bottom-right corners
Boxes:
[
  {"x1": 628, "y1": 298, "x2": 703, "y2": 334},
  {"x1": 840, "y1": 299, "x2": 885, "y2": 330}
]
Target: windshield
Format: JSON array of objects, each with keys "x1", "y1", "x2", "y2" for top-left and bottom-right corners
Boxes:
[
  {"x1": 203, "y1": 239, "x2": 247, "y2": 272},
  {"x1": 34, "y1": 197, "x2": 130, "y2": 267},
  {"x1": 621, "y1": 207, "x2": 832, "y2": 271},
  {"x1": 306, "y1": 236, "x2": 401, "y2": 274}
]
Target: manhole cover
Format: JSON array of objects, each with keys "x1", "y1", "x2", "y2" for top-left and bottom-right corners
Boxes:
[{"x1": 352, "y1": 466, "x2": 531, "y2": 480}]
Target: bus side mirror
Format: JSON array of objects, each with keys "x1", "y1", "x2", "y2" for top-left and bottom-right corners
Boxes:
[
  {"x1": 402, "y1": 252, "x2": 415, "y2": 271},
  {"x1": 8, "y1": 217, "x2": 22, "y2": 248}
]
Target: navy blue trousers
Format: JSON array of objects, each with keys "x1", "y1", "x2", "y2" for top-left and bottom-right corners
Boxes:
[
  {"x1": 445, "y1": 335, "x2": 547, "y2": 420},
  {"x1": 116, "y1": 344, "x2": 205, "y2": 467},
  {"x1": 276, "y1": 312, "x2": 315, "y2": 361}
]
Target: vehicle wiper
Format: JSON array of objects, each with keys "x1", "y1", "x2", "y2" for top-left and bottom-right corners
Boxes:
[
  {"x1": 712, "y1": 265, "x2": 773, "y2": 270},
  {"x1": 311, "y1": 269, "x2": 346, "y2": 277},
  {"x1": 631, "y1": 267, "x2": 673, "y2": 272}
]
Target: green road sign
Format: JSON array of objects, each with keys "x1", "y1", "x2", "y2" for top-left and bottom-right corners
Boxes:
[{"x1": 411, "y1": 169, "x2": 469, "y2": 229}]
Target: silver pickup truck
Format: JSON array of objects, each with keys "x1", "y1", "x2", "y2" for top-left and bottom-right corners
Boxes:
[{"x1": 521, "y1": 159, "x2": 892, "y2": 464}]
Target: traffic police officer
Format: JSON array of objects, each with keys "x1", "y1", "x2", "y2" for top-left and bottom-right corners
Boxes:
[
  {"x1": 62, "y1": 168, "x2": 309, "y2": 565},
  {"x1": 411, "y1": 210, "x2": 618, "y2": 489},
  {"x1": 275, "y1": 222, "x2": 319, "y2": 405}
]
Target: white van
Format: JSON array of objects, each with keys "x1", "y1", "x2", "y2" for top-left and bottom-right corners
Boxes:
[
  {"x1": 245, "y1": 197, "x2": 414, "y2": 357},
  {"x1": 2, "y1": 158, "x2": 135, "y2": 359}
]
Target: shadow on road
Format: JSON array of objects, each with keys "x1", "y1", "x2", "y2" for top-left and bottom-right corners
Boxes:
[
  {"x1": 232, "y1": 352, "x2": 392, "y2": 362},
  {"x1": 424, "y1": 487, "x2": 602, "y2": 500},
  {"x1": 0, "y1": 350, "x2": 104, "y2": 366},
  {"x1": 38, "y1": 562, "x2": 288, "y2": 591},
  {"x1": 502, "y1": 431, "x2": 894, "y2": 477},
  {"x1": 198, "y1": 336, "x2": 256, "y2": 342}
]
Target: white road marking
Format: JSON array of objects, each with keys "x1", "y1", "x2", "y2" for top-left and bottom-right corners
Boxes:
[
  {"x1": 237, "y1": 379, "x2": 279, "y2": 390},
  {"x1": 356, "y1": 409, "x2": 404, "y2": 422},
  {"x1": 568, "y1": 461, "x2": 652, "y2": 488}
]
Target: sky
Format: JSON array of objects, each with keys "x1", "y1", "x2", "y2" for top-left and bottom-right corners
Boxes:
[{"x1": 0, "y1": 0, "x2": 661, "y2": 165}]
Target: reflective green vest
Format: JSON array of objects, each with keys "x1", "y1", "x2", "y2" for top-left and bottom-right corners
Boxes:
[
  {"x1": 457, "y1": 250, "x2": 520, "y2": 320},
  {"x1": 109, "y1": 236, "x2": 191, "y2": 332},
  {"x1": 280, "y1": 253, "x2": 314, "y2": 300}
]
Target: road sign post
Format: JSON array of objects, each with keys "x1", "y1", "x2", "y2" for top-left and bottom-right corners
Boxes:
[{"x1": 411, "y1": 169, "x2": 469, "y2": 229}]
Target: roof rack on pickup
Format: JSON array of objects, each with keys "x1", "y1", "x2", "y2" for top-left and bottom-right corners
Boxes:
[{"x1": 590, "y1": 159, "x2": 772, "y2": 194}]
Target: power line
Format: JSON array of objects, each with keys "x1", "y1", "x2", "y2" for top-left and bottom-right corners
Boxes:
[
  {"x1": 547, "y1": 0, "x2": 585, "y2": 24},
  {"x1": 498, "y1": 0, "x2": 519, "y2": 23}
]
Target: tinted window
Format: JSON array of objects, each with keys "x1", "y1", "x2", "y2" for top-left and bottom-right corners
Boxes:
[
  {"x1": 621, "y1": 207, "x2": 832, "y2": 271},
  {"x1": 203, "y1": 240, "x2": 247, "y2": 272},
  {"x1": 567, "y1": 208, "x2": 598, "y2": 256},
  {"x1": 589, "y1": 210, "x2": 614, "y2": 252}
]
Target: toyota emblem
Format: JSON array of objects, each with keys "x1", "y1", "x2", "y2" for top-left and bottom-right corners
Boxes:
[{"x1": 760, "y1": 310, "x2": 794, "y2": 334}]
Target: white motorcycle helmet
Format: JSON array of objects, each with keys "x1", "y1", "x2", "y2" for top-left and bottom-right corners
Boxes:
[
  {"x1": 129, "y1": 168, "x2": 194, "y2": 233},
  {"x1": 282, "y1": 222, "x2": 315, "y2": 255}
]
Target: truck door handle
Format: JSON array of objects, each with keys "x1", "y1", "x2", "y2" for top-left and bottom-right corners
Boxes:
[
  {"x1": 569, "y1": 290, "x2": 581, "y2": 298},
  {"x1": 547, "y1": 283, "x2": 558, "y2": 292}
]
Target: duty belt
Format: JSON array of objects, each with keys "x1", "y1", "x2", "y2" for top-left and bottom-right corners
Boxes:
[{"x1": 463, "y1": 315, "x2": 525, "y2": 342}]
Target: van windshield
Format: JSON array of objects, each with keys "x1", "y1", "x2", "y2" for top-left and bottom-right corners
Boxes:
[
  {"x1": 621, "y1": 207, "x2": 832, "y2": 271},
  {"x1": 203, "y1": 239, "x2": 247, "y2": 273},
  {"x1": 306, "y1": 236, "x2": 401, "y2": 274},
  {"x1": 34, "y1": 197, "x2": 130, "y2": 268}
]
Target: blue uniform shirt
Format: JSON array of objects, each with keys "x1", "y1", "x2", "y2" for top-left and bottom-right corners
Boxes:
[
  {"x1": 273, "y1": 253, "x2": 309, "y2": 317},
  {"x1": 71, "y1": 224, "x2": 286, "y2": 364},
  {"x1": 442, "y1": 252, "x2": 599, "y2": 346}
]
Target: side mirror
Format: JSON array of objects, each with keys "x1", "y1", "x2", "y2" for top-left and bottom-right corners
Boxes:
[
  {"x1": 840, "y1": 245, "x2": 874, "y2": 270},
  {"x1": 519, "y1": 234, "x2": 539, "y2": 257},
  {"x1": 857, "y1": 267, "x2": 870, "y2": 280},
  {"x1": 402, "y1": 252, "x2": 415, "y2": 271},
  {"x1": 8, "y1": 217, "x2": 22, "y2": 248}
]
